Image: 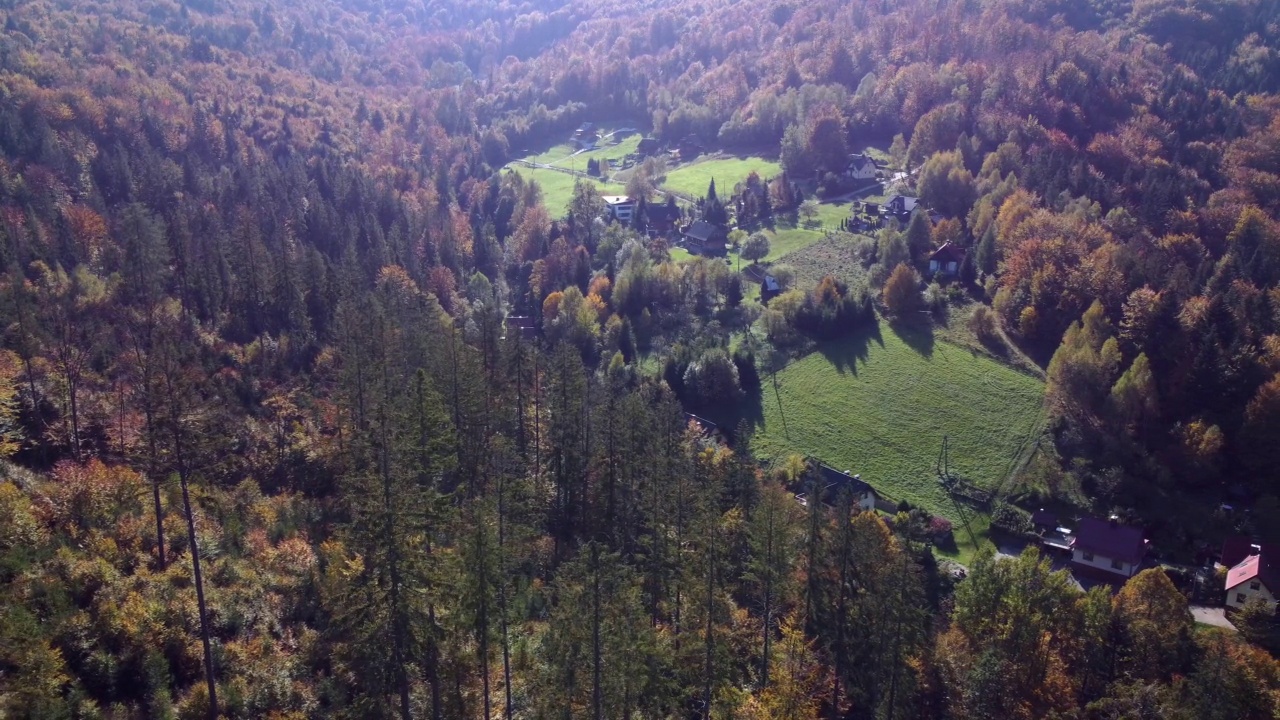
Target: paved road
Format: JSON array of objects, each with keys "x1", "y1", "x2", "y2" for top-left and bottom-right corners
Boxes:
[{"x1": 1191, "y1": 605, "x2": 1236, "y2": 631}]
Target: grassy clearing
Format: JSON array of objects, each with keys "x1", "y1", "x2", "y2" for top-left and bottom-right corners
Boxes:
[
  {"x1": 663, "y1": 155, "x2": 782, "y2": 198},
  {"x1": 762, "y1": 227, "x2": 824, "y2": 262},
  {"x1": 553, "y1": 133, "x2": 642, "y2": 169},
  {"x1": 747, "y1": 320, "x2": 1045, "y2": 522},
  {"x1": 508, "y1": 167, "x2": 623, "y2": 215},
  {"x1": 812, "y1": 201, "x2": 854, "y2": 230}
]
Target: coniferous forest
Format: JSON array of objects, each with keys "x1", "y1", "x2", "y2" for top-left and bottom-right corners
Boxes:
[{"x1": 3, "y1": 0, "x2": 1280, "y2": 717}]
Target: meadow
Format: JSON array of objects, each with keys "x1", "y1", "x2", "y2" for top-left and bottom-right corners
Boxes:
[
  {"x1": 747, "y1": 321, "x2": 1045, "y2": 551},
  {"x1": 507, "y1": 166, "x2": 624, "y2": 214},
  {"x1": 661, "y1": 154, "x2": 783, "y2": 197}
]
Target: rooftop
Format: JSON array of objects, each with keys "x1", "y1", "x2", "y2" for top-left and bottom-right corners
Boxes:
[
  {"x1": 930, "y1": 241, "x2": 967, "y2": 263},
  {"x1": 1070, "y1": 517, "x2": 1145, "y2": 564},
  {"x1": 1227, "y1": 551, "x2": 1280, "y2": 592},
  {"x1": 684, "y1": 220, "x2": 722, "y2": 242}
]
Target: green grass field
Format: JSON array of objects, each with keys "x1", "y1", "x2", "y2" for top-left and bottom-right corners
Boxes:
[
  {"x1": 508, "y1": 167, "x2": 624, "y2": 215},
  {"x1": 761, "y1": 227, "x2": 823, "y2": 262},
  {"x1": 749, "y1": 322, "x2": 1045, "y2": 522},
  {"x1": 662, "y1": 155, "x2": 782, "y2": 198}
]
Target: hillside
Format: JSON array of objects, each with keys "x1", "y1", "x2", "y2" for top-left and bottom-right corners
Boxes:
[{"x1": 752, "y1": 324, "x2": 1045, "y2": 518}]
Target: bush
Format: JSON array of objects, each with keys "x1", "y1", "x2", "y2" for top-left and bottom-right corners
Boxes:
[
  {"x1": 968, "y1": 305, "x2": 1001, "y2": 347},
  {"x1": 990, "y1": 501, "x2": 1033, "y2": 536},
  {"x1": 882, "y1": 263, "x2": 922, "y2": 318},
  {"x1": 923, "y1": 282, "x2": 946, "y2": 314},
  {"x1": 793, "y1": 276, "x2": 875, "y2": 340}
]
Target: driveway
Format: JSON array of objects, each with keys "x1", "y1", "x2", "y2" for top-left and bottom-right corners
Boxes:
[{"x1": 1191, "y1": 606, "x2": 1237, "y2": 631}]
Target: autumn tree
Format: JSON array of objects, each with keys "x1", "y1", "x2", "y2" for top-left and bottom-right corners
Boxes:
[{"x1": 882, "y1": 263, "x2": 921, "y2": 318}]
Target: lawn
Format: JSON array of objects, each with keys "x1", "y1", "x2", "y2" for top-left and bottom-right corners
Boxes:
[
  {"x1": 812, "y1": 200, "x2": 854, "y2": 230},
  {"x1": 748, "y1": 321, "x2": 1045, "y2": 523},
  {"x1": 662, "y1": 155, "x2": 783, "y2": 198},
  {"x1": 761, "y1": 226, "x2": 824, "y2": 262},
  {"x1": 508, "y1": 167, "x2": 624, "y2": 215}
]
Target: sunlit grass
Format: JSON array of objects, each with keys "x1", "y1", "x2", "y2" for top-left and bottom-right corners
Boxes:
[{"x1": 662, "y1": 155, "x2": 783, "y2": 198}]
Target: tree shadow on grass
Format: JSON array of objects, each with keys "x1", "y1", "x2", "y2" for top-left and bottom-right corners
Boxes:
[
  {"x1": 816, "y1": 319, "x2": 885, "y2": 376},
  {"x1": 889, "y1": 317, "x2": 935, "y2": 359}
]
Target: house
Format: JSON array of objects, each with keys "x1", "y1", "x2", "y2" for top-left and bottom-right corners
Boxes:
[
  {"x1": 1070, "y1": 516, "x2": 1146, "y2": 579},
  {"x1": 637, "y1": 137, "x2": 661, "y2": 156},
  {"x1": 887, "y1": 195, "x2": 920, "y2": 214},
  {"x1": 845, "y1": 153, "x2": 878, "y2": 181},
  {"x1": 645, "y1": 202, "x2": 681, "y2": 234},
  {"x1": 1225, "y1": 544, "x2": 1280, "y2": 611},
  {"x1": 682, "y1": 220, "x2": 727, "y2": 255},
  {"x1": 928, "y1": 242, "x2": 966, "y2": 276},
  {"x1": 503, "y1": 315, "x2": 538, "y2": 341},
  {"x1": 602, "y1": 195, "x2": 636, "y2": 223},
  {"x1": 760, "y1": 274, "x2": 781, "y2": 302},
  {"x1": 574, "y1": 122, "x2": 596, "y2": 139},
  {"x1": 677, "y1": 136, "x2": 704, "y2": 160},
  {"x1": 796, "y1": 464, "x2": 878, "y2": 513}
]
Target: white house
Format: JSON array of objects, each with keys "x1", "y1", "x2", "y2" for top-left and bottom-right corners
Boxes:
[
  {"x1": 887, "y1": 195, "x2": 920, "y2": 214},
  {"x1": 602, "y1": 196, "x2": 636, "y2": 223},
  {"x1": 1226, "y1": 548, "x2": 1279, "y2": 611},
  {"x1": 845, "y1": 153, "x2": 878, "y2": 181},
  {"x1": 1070, "y1": 516, "x2": 1146, "y2": 579}
]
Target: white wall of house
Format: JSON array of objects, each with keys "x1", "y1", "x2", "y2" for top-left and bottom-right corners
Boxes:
[
  {"x1": 848, "y1": 163, "x2": 876, "y2": 180},
  {"x1": 858, "y1": 492, "x2": 876, "y2": 512},
  {"x1": 604, "y1": 199, "x2": 635, "y2": 222},
  {"x1": 1072, "y1": 548, "x2": 1138, "y2": 577},
  {"x1": 1227, "y1": 580, "x2": 1277, "y2": 610}
]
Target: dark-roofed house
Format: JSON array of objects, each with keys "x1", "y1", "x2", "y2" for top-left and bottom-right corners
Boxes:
[
  {"x1": 1226, "y1": 547, "x2": 1280, "y2": 611},
  {"x1": 575, "y1": 122, "x2": 596, "y2": 138},
  {"x1": 646, "y1": 202, "x2": 681, "y2": 235},
  {"x1": 638, "y1": 137, "x2": 661, "y2": 156},
  {"x1": 677, "y1": 136, "x2": 704, "y2": 160},
  {"x1": 761, "y1": 274, "x2": 781, "y2": 302},
  {"x1": 928, "y1": 242, "x2": 966, "y2": 276},
  {"x1": 682, "y1": 220, "x2": 727, "y2": 255},
  {"x1": 796, "y1": 464, "x2": 878, "y2": 513},
  {"x1": 1070, "y1": 516, "x2": 1146, "y2": 579}
]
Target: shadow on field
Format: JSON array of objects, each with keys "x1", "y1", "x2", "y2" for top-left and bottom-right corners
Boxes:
[
  {"x1": 888, "y1": 318, "x2": 935, "y2": 359},
  {"x1": 816, "y1": 320, "x2": 884, "y2": 375}
]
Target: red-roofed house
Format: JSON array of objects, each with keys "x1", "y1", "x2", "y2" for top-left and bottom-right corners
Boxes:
[
  {"x1": 1225, "y1": 545, "x2": 1280, "y2": 611},
  {"x1": 1070, "y1": 516, "x2": 1146, "y2": 579},
  {"x1": 928, "y1": 242, "x2": 966, "y2": 277}
]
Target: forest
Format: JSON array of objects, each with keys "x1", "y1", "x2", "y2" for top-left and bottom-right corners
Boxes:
[{"x1": 2, "y1": 0, "x2": 1280, "y2": 717}]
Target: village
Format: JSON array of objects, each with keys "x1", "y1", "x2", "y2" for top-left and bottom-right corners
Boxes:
[{"x1": 504, "y1": 121, "x2": 1272, "y2": 631}]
